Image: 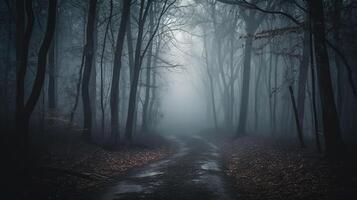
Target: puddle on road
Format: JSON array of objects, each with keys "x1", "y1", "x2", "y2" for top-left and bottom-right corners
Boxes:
[
  {"x1": 134, "y1": 170, "x2": 164, "y2": 178},
  {"x1": 101, "y1": 136, "x2": 231, "y2": 199},
  {"x1": 148, "y1": 159, "x2": 170, "y2": 168},
  {"x1": 100, "y1": 136, "x2": 189, "y2": 200},
  {"x1": 133, "y1": 136, "x2": 188, "y2": 178},
  {"x1": 200, "y1": 160, "x2": 221, "y2": 171}
]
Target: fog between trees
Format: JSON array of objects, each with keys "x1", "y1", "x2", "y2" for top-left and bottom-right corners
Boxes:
[{"x1": 1, "y1": 1, "x2": 357, "y2": 192}]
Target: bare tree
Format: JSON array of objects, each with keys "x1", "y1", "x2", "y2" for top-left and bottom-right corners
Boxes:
[
  {"x1": 125, "y1": 0, "x2": 175, "y2": 143},
  {"x1": 308, "y1": 0, "x2": 344, "y2": 159},
  {"x1": 81, "y1": 0, "x2": 97, "y2": 136},
  {"x1": 110, "y1": 0, "x2": 132, "y2": 144},
  {"x1": 99, "y1": 0, "x2": 113, "y2": 133},
  {"x1": 14, "y1": 1, "x2": 57, "y2": 194},
  {"x1": 15, "y1": 0, "x2": 57, "y2": 152},
  {"x1": 142, "y1": 5, "x2": 154, "y2": 132}
]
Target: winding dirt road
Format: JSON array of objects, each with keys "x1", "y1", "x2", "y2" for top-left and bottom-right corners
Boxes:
[{"x1": 95, "y1": 134, "x2": 234, "y2": 200}]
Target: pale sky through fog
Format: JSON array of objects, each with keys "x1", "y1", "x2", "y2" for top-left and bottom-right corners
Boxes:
[{"x1": 159, "y1": 27, "x2": 209, "y2": 135}]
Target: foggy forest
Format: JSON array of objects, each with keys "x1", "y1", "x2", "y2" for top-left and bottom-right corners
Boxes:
[{"x1": 1, "y1": 0, "x2": 357, "y2": 199}]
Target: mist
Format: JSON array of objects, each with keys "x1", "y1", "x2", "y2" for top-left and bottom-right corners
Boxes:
[
  {"x1": 160, "y1": 29, "x2": 210, "y2": 134},
  {"x1": 1, "y1": 0, "x2": 357, "y2": 199}
]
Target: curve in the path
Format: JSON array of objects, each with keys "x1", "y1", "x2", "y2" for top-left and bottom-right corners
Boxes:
[{"x1": 97, "y1": 134, "x2": 233, "y2": 200}]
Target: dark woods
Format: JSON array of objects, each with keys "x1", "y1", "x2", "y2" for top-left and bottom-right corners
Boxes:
[
  {"x1": 0, "y1": 0, "x2": 356, "y2": 199},
  {"x1": 211, "y1": 0, "x2": 356, "y2": 160},
  {"x1": 2, "y1": 0, "x2": 175, "y2": 198}
]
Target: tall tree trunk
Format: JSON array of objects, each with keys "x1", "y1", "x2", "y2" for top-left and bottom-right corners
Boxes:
[
  {"x1": 229, "y1": 29, "x2": 235, "y2": 129},
  {"x1": 296, "y1": 30, "x2": 310, "y2": 138},
  {"x1": 268, "y1": 48, "x2": 273, "y2": 134},
  {"x1": 110, "y1": 0, "x2": 132, "y2": 143},
  {"x1": 309, "y1": 24, "x2": 321, "y2": 153},
  {"x1": 148, "y1": 37, "x2": 161, "y2": 129},
  {"x1": 48, "y1": 40, "x2": 56, "y2": 111},
  {"x1": 289, "y1": 86, "x2": 305, "y2": 147},
  {"x1": 141, "y1": 58, "x2": 152, "y2": 132},
  {"x1": 142, "y1": 6, "x2": 154, "y2": 132},
  {"x1": 24, "y1": 0, "x2": 57, "y2": 134},
  {"x1": 272, "y1": 52, "x2": 278, "y2": 134},
  {"x1": 81, "y1": 0, "x2": 97, "y2": 136},
  {"x1": 4, "y1": 0, "x2": 12, "y2": 128},
  {"x1": 203, "y1": 33, "x2": 218, "y2": 130},
  {"x1": 100, "y1": 0, "x2": 113, "y2": 133},
  {"x1": 125, "y1": 0, "x2": 153, "y2": 143},
  {"x1": 149, "y1": 71, "x2": 157, "y2": 128},
  {"x1": 254, "y1": 56, "x2": 263, "y2": 131},
  {"x1": 126, "y1": 15, "x2": 135, "y2": 84},
  {"x1": 90, "y1": 16, "x2": 98, "y2": 136},
  {"x1": 236, "y1": 32, "x2": 253, "y2": 136},
  {"x1": 333, "y1": 0, "x2": 343, "y2": 114},
  {"x1": 308, "y1": 0, "x2": 344, "y2": 159},
  {"x1": 14, "y1": 1, "x2": 33, "y2": 194},
  {"x1": 14, "y1": 0, "x2": 56, "y2": 196},
  {"x1": 69, "y1": 15, "x2": 87, "y2": 124},
  {"x1": 212, "y1": 2, "x2": 229, "y2": 127},
  {"x1": 14, "y1": 3, "x2": 35, "y2": 185},
  {"x1": 15, "y1": 0, "x2": 34, "y2": 138},
  {"x1": 48, "y1": 4, "x2": 58, "y2": 112}
]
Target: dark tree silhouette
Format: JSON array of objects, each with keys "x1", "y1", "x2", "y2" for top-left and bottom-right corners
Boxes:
[
  {"x1": 110, "y1": 0, "x2": 132, "y2": 144},
  {"x1": 14, "y1": 0, "x2": 57, "y2": 197},
  {"x1": 81, "y1": 0, "x2": 97, "y2": 136},
  {"x1": 308, "y1": 0, "x2": 344, "y2": 159},
  {"x1": 15, "y1": 0, "x2": 57, "y2": 155}
]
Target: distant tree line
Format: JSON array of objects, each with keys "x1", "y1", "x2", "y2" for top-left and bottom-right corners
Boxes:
[{"x1": 191, "y1": 0, "x2": 356, "y2": 160}]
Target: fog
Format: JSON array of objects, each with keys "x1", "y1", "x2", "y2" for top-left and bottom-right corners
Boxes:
[
  {"x1": 160, "y1": 29, "x2": 210, "y2": 134},
  {"x1": 1, "y1": 0, "x2": 356, "y2": 155},
  {"x1": 2, "y1": 0, "x2": 357, "y2": 199}
]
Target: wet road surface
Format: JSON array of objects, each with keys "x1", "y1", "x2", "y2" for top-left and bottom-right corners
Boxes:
[{"x1": 96, "y1": 134, "x2": 233, "y2": 200}]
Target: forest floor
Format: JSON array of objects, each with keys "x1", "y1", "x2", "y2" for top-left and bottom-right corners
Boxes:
[
  {"x1": 27, "y1": 128, "x2": 173, "y2": 200},
  {"x1": 215, "y1": 134, "x2": 357, "y2": 200},
  {"x1": 90, "y1": 133, "x2": 234, "y2": 200},
  {"x1": 25, "y1": 128, "x2": 357, "y2": 200}
]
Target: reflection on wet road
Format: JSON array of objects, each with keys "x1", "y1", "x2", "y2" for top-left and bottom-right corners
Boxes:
[{"x1": 97, "y1": 135, "x2": 233, "y2": 200}]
